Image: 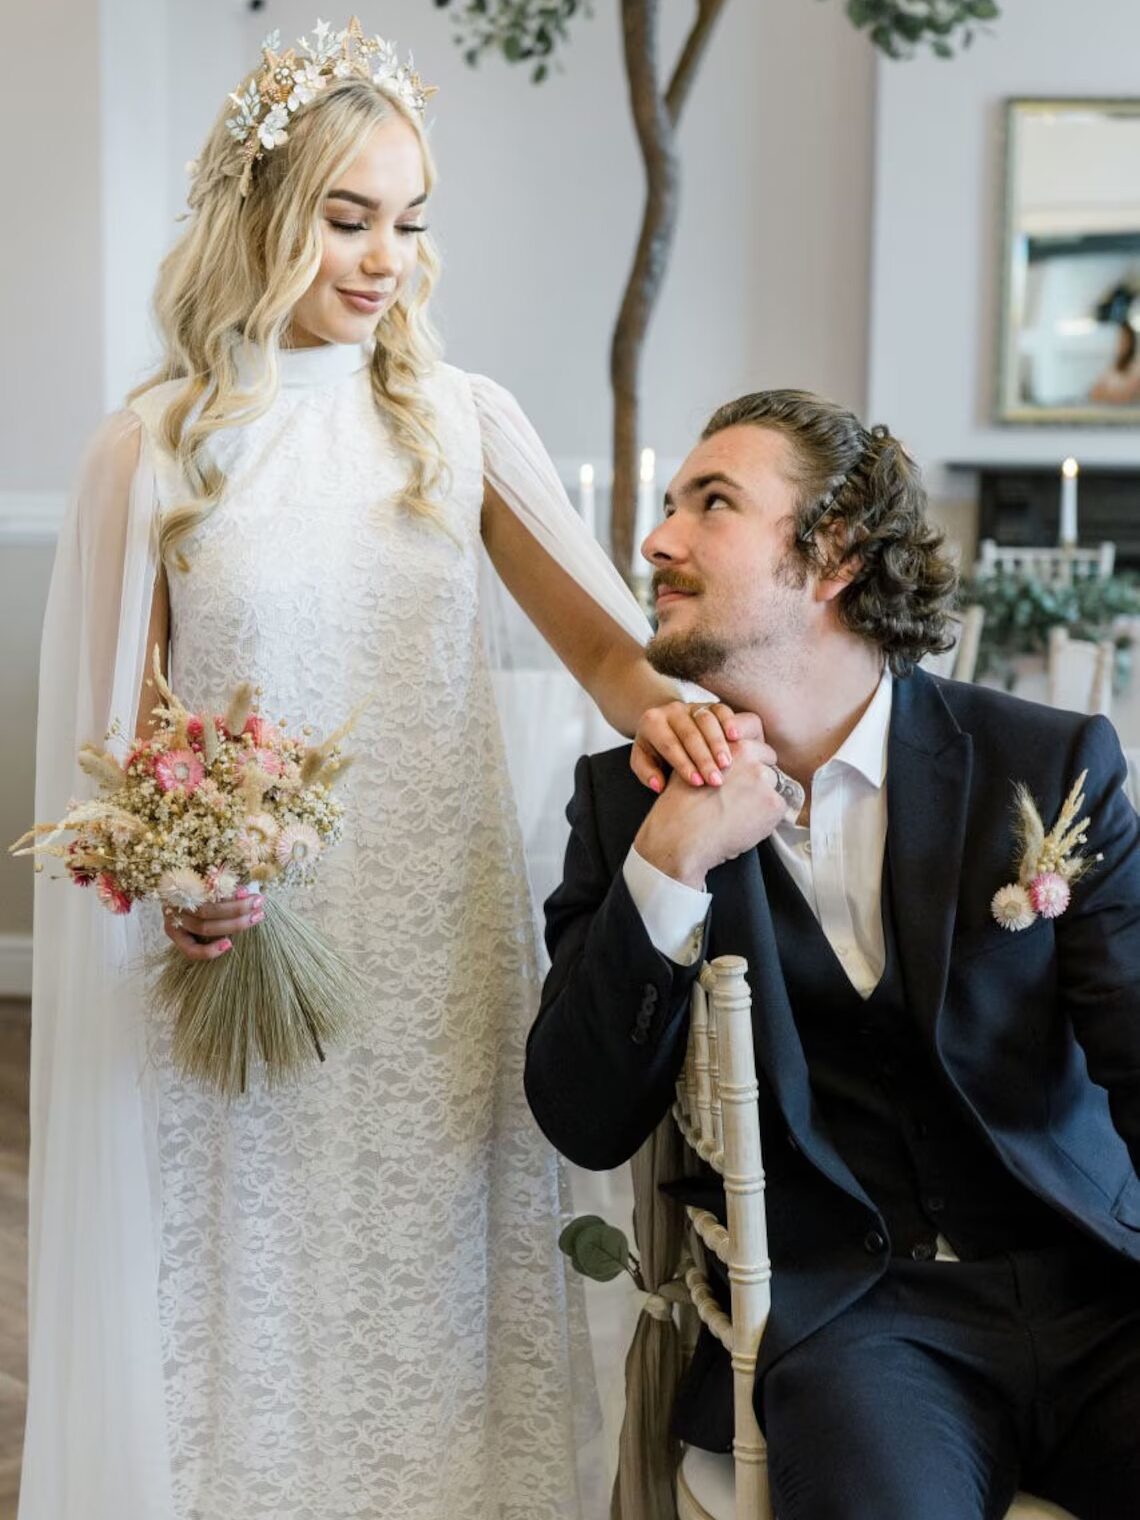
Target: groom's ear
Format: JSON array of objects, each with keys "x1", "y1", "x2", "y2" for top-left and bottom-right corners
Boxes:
[{"x1": 812, "y1": 522, "x2": 863, "y2": 604}]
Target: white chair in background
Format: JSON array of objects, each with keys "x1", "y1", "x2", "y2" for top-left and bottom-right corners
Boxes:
[
  {"x1": 920, "y1": 604, "x2": 986, "y2": 683},
  {"x1": 666, "y1": 957, "x2": 1076, "y2": 1520},
  {"x1": 1045, "y1": 626, "x2": 1114, "y2": 719},
  {"x1": 975, "y1": 539, "x2": 1115, "y2": 586}
]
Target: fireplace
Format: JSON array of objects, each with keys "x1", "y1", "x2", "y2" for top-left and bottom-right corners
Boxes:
[{"x1": 947, "y1": 463, "x2": 1140, "y2": 571}]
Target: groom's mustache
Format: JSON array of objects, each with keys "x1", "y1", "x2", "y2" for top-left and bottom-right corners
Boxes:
[{"x1": 651, "y1": 570, "x2": 704, "y2": 597}]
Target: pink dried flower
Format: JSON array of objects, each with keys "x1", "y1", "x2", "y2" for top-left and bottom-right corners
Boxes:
[
  {"x1": 1028, "y1": 872, "x2": 1070, "y2": 919},
  {"x1": 186, "y1": 714, "x2": 225, "y2": 751},
  {"x1": 244, "y1": 715, "x2": 280, "y2": 748},
  {"x1": 95, "y1": 873, "x2": 132, "y2": 914},
  {"x1": 154, "y1": 749, "x2": 206, "y2": 795},
  {"x1": 67, "y1": 841, "x2": 96, "y2": 886}
]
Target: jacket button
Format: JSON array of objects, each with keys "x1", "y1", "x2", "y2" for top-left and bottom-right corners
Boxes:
[
  {"x1": 911, "y1": 1241, "x2": 936, "y2": 1261},
  {"x1": 630, "y1": 1025, "x2": 649, "y2": 1046},
  {"x1": 863, "y1": 1229, "x2": 887, "y2": 1254},
  {"x1": 642, "y1": 983, "x2": 659, "y2": 1005}
]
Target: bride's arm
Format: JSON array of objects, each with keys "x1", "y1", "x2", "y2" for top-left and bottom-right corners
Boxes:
[{"x1": 482, "y1": 482, "x2": 738, "y2": 788}]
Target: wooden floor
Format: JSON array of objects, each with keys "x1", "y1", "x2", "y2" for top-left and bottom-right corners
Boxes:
[{"x1": 0, "y1": 1000, "x2": 27, "y2": 1520}]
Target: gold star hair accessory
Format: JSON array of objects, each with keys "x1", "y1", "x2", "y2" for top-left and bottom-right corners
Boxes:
[{"x1": 224, "y1": 16, "x2": 437, "y2": 194}]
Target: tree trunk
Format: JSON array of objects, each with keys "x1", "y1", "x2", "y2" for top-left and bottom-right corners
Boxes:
[{"x1": 609, "y1": 0, "x2": 729, "y2": 581}]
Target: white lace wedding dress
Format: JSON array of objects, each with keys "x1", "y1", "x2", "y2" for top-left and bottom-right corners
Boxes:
[{"x1": 22, "y1": 340, "x2": 647, "y2": 1520}]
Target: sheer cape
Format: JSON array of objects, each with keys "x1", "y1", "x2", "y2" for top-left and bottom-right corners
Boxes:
[{"x1": 21, "y1": 370, "x2": 652, "y2": 1519}]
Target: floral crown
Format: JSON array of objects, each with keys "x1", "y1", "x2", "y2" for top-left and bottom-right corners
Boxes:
[{"x1": 223, "y1": 17, "x2": 436, "y2": 195}]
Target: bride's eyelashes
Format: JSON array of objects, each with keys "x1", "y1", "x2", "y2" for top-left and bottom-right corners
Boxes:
[{"x1": 325, "y1": 218, "x2": 429, "y2": 235}]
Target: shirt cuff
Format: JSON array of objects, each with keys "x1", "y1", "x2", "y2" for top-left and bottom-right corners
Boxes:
[{"x1": 622, "y1": 845, "x2": 711, "y2": 967}]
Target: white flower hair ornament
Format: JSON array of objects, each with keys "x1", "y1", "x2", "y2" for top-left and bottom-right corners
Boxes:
[
  {"x1": 222, "y1": 16, "x2": 436, "y2": 195},
  {"x1": 991, "y1": 769, "x2": 1102, "y2": 933}
]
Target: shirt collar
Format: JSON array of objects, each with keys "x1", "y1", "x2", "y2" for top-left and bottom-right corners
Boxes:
[{"x1": 825, "y1": 666, "x2": 893, "y2": 790}]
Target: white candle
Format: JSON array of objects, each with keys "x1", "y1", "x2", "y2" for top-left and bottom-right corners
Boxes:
[
  {"x1": 636, "y1": 447, "x2": 657, "y2": 553},
  {"x1": 578, "y1": 462, "x2": 596, "y2": 538},
  {"x1": 1059, "y1": 457, "x2": 1079, "y2": 547}
]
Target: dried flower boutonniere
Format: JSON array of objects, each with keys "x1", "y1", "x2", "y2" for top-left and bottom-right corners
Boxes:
[{"x1": 991, "y1": 769, "x2": 1103, "y2": 932}]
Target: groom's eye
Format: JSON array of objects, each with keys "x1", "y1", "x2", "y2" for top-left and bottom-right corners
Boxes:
[{"x1": 705, "y1": 493, "x2": 729, "y2": 511}]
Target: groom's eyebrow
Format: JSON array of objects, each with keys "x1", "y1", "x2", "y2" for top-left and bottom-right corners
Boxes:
[{"x1": 664, "y1": 472, "x2": 744, "y2": 508}]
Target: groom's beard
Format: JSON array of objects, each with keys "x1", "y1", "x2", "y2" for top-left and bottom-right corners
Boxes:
[
  {"x1": 646, "y1": 627, "x2": 729, "y2": 687},
  {"x1": 645, "y1": 570, "x2": 729, "y2": 686}
]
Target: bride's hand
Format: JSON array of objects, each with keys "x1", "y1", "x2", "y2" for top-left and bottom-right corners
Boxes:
[
  {"x1": 163, "y1": 887, "x2": 265, "y2": 961},
  {"x1": 630, "y1": 701, "x2": 765, "y2": 792}
]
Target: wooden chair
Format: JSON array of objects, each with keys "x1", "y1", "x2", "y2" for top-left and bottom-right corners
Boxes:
[
  {"x1": 975, "y1": 539, "x2": 1115, "y2": 586},
  {"x1": 920, "y1": 604, "x2": 986, "y2": 683},
  {"x1": 1045, "y1": 626, "x2": 1114, "y2": 719},
  {"x1": 665, "y1": 956, "x2": 1076, "y2": 1520}
]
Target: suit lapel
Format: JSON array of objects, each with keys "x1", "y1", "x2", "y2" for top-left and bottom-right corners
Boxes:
[{"x1": 885, "y1": 670, "x2": 973, "y2": 1036}]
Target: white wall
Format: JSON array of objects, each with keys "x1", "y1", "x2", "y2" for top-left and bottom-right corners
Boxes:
[
  {"x1": 1, "y1": 0, "x2": 104, "y2": 493},
  {"x1": 868, "y1": 0, "x2": 1140, "y2": 490}
]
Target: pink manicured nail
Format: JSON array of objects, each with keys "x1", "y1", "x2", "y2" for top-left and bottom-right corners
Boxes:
[
  {"x1": 708, "y1": 770, "x2": 723, "y2": 786},
  {"x1": 649, "y1": 775, "x2": 663, "y2": 793},
  {"x1": 251, "y1": 911, "x2": 264, "y2": 925},
  {"x1": 726, "y1": 727, "x2": 739, "y2": 742},
  {"x1": 234, "y1": 887, "x2": 251, "y2": 900},
  {"x1": 718, "y1": 752, "x2": 731, "y2": 768},
  {"x1": 219, "y1": 939, "x2": 233, "y2": 952},
  {"x1": 691, "y1": 771, "x2": 704, "y2": 786}
]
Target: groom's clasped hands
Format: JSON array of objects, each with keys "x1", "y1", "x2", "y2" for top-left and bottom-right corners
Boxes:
[{"x1": 632, "y1": 699, "x2": 791, "y2": 891}]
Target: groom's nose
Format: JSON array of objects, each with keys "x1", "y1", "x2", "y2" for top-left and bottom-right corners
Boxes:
[{"x1": 642, "y1": 514, "x2": 685, "y2": 568}]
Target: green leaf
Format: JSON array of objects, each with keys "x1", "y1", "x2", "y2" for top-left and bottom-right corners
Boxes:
[
  {"x1": 558, "y1": 1214, "x2": 604, "y2": 1254},
  {"x1": 559, "y1": 1216, "x2": 630, "y2": 1282}
]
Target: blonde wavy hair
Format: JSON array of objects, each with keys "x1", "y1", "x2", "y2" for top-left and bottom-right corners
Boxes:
[{"x1": 132, "y1": 77, "x2": 445, "y2": 570}]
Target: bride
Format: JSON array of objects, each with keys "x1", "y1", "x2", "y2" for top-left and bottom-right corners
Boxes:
[{"x1": 22, "y1": 18, "x2": 737, "y2": 1520}]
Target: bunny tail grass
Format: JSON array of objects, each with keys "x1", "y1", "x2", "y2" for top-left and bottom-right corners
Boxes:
[{"x1": 153, "y1": 896, "x2": 364, "y2": 1098}]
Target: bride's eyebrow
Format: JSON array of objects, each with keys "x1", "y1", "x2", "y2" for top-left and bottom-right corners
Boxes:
[{"x1": 325, "y1": 190, "x2": 429, "y2": 211}]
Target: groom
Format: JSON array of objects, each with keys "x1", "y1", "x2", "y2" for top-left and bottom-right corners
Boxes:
[{"x1": 525, "y1": 390, "x2": 1140, "y2": 1520}]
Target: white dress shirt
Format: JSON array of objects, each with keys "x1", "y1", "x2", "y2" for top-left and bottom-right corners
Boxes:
[{"x1": 623, "y1": 669, "x2": 893, "y2": 998}]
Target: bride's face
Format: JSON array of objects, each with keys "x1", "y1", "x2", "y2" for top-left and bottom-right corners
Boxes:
[{"x1": 288, "y1": 114, "x2": 429, "y2": 349}]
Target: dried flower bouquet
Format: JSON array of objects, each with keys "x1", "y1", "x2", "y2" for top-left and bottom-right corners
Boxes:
[{"x1": 12, "y1": 650, "x2": 364, "y2": 1096}]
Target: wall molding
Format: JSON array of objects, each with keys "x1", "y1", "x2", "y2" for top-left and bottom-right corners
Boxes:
[
  {"x1": 0, "y1": 935, "x2": 32, "y2": 999},
  {"x1": 0, "y1": 491, "x2": 66, "y2": 544}
]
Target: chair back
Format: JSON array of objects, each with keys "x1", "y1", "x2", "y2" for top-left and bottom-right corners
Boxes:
[
  {"x1": 920, "y1": 604, "x2": 985, "y2": 683},
  {"x1": 1045, "y1": 626, "x2": 1114, "y2": 718},
  {"x1": 673, "y1": 958, "x2": 772, "y2": 1520},
  {"x1": 975, "y1": 539, "x2": 1115, "y2": 586}
]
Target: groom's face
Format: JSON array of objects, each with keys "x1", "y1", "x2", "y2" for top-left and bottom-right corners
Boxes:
[{"x1": 642, "y1": 425, "x2": 820, "y2": 689}]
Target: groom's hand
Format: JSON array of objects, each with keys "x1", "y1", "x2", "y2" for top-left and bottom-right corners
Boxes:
[{"x1": 633, "y1": 734, "x2": 787, "y2": 890}]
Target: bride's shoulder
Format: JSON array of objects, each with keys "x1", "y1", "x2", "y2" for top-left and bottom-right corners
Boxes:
[{"x1": 124, "y1": 378, "x2": 184, "y2": 441}]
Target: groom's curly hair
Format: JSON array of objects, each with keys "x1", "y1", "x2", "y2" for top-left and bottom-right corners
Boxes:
[{"x1": 703, "y1": 389, "x2": 958, "y2": 677}]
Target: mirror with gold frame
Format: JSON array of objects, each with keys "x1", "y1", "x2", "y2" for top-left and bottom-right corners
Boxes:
[{"x1": 998, "y1": 97, "x2": 1140, "y2": 425}]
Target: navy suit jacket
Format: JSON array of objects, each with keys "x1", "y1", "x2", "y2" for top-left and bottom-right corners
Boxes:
[{"x1": 525, "y1": 670, "x2": 1140, "y2": 1442}]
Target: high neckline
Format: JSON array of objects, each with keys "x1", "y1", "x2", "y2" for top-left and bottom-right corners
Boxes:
[
  {"x1": 232, "y1": 337, "x2": 371, "y2": 390},
  {"x1": 277, "y1": 340, "x2": 371, "y2": 388}
]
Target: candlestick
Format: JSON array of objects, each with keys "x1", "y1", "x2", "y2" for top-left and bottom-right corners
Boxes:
[
  {"x1": 1059, "y1": 457, "x2": 1079, "y2": 547},
  {"x1": 636, "y1": 447, "x2": 657, "y2": 554},
  {"x1": 578, "y1": 462, "x2": 596, "y2": 538}
]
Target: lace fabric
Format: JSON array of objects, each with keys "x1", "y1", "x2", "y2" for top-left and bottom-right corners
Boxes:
[{"x1": 23, "y1": 350, "x2": 645, "y2": 1520}]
